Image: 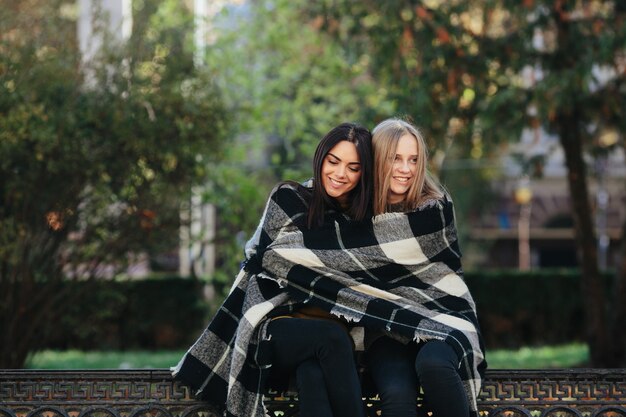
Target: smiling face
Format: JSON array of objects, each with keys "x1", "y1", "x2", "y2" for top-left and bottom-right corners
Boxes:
[
  {"x1": 321, "y1": 140, "x2": 362, "y2": 206},
  {"x1": 387, "y1": 133, "x2": 418, "y2": 204}
]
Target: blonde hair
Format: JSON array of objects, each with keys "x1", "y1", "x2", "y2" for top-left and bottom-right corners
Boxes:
[{"x1": 372, "y1": 118, "x2": 443, "y2": 215}]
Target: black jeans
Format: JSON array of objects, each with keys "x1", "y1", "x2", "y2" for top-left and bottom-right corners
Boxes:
[
  {"x1": 366, "y1": 337, "x2": 469, "y2": 417},
  {"x1": 267, "y1": 318, "x2": 365, "y2": 417}
]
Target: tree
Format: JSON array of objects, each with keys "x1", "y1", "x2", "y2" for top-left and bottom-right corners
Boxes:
[
  {"x1": 195, "y1": 0, "x2": 395, "y2": 287},
  {"x1": 304, "y1": 0, "x2": 626, "y2": 366},
  {"x1": 0, "y1": 0, "x2": 228, "y2": 368}
]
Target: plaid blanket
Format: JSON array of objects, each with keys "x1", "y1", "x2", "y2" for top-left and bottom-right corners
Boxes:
[{"x1": 172, "y1": 182, "x2": 487, "y2": 417}]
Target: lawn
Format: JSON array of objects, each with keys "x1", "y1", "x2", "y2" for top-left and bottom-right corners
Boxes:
[
  {"x1": 485, "y1": 342, "x2": 589, "y2": 368},
  {"x1": 25, "y1": 343, "x2": 589, "y2": 369},
  {"x1": 25, "y1": 350, "x2": 186, "y2": 369}
]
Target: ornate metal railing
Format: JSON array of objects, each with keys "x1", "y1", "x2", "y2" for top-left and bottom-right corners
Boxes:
[{"x1": 1, "y1": 369, "x2": 625, "y2": 417}]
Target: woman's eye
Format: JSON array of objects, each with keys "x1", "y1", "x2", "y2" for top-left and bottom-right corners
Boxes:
[{"x1": 349, "y1": 167, "x2": 360, "y2": 173}]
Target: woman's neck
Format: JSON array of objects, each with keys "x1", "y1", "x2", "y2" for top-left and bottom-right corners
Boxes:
[
  {"x1": 387, "y1": 201, "x2": 406, "y2": 213},
  {"x1": 335, "y1": 194, "x2": 350, "y2": 211}
]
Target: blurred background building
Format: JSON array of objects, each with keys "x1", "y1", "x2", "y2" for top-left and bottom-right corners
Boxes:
[{"x1": 468, "y1": 122, "x2": 625, "y2": 269}]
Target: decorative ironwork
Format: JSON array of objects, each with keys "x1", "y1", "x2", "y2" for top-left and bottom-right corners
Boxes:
[{"x1": 1, "y1": 369, "x2": 625, "y2": 417}]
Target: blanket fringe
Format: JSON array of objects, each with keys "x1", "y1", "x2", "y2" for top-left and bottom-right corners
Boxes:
[{"x1": 372, "y1": 198, "x2": 443, "y2": 224}]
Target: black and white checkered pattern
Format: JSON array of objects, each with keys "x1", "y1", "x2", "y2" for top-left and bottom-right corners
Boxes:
[{"x1": 172, "y1": 183, "x2": 487, "y2": 417}]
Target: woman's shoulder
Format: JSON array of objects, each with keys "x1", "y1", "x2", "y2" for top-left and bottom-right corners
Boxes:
[
  {"x1": 408, "y1": 192, "x2": 453, "y2": 213},
  {"x1": 267, "y1": 179, "x2": 312, "y2": 215},
  {"x1": 270, "y1": 179, "x2": 311, "y2": 199},
  {"x1": 416, "y1": 196, "x2": 446, "y2": 210}
]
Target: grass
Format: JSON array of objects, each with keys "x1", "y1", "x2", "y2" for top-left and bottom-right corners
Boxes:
[
  {"x1": 25, "y1": 349, "x2": 186, "y2": 369},
  {"x1": 486, "y1": 342, "x2": 589, "y2": 369},
  {"x1": 24, "y1": 343, "x2": 589, "y2": 369}
]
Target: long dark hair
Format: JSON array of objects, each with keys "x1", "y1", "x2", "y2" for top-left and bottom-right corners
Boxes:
[{"x1": 305, "y1": 122, "x2": 373, "y2": 228}]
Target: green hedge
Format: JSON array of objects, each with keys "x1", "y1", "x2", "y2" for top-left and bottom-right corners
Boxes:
[
  {"x1": 465, "y1": 269, "x2": 612, "y2": 349},
  {"x1": 46, "y1": 277, "x2": 212, "y2": 351},
  {"x1": 45, "y1": 270, "x2": 609, "y2": 351}
]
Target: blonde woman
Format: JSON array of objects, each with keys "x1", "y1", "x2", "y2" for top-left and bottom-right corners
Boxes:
[{"x1": 363, "y1": 118, "x2": 486, "y2": 417}]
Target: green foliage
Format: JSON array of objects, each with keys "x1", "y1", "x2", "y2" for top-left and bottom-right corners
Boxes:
[
  {"x1": 303, "y1": 1, "x2": 500, "y2": 150},
  {"x1": 204, "y1": 0, "x2": 394, "y2": 179},
  {"x1": 0, "y1": 0, "x2": 228, "y2": 367},
  {"x1": 465, "y1": 269, "x2": 614, "y2": 349},
  {"x1": 43, "y1": 277, "x2": 210, "y2": 351}
]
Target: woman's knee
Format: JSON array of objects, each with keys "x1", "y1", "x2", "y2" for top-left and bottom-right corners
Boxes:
[
  {"x1": 414, "y1": 340, "x2": 458, "y2": 378},
  {"x1": 378, "y1": 378, "x2": 417, "y2": 403},
  {"x1": 313, "y1": 321, "x2": 352, "y2": 354}
]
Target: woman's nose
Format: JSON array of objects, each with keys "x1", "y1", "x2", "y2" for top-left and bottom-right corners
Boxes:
[{"x1": 397, "y1": 160, "x2": 410, "y2": 172}]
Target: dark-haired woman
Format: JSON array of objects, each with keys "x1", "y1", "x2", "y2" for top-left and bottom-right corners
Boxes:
[{"x1": 173, "y1": 123, "x2": 373, "y2": 417}]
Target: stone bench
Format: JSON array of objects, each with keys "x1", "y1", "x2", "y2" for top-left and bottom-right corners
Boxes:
[{"x1": 1, "y1": 369, "x2": 625, "y2": 417}]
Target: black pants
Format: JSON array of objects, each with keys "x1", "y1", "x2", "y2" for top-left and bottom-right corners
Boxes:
[
  {"x1": 366, "y1": 337, "x2": 469, "y2": 417},
  {"x1": 267, "y1": 318, "x2": 365, "y2": 417}
]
